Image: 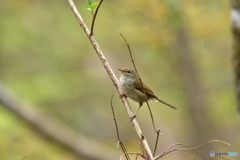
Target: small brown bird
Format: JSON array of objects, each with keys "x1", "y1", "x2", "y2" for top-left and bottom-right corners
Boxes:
[{"x1": 118, "y1": 67, "x2": 178, "y2": 117}]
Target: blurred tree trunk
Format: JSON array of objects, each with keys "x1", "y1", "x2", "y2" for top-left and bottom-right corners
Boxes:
[
  {"x1": 175, "y1": 25, "x2": 214, "y2": 150},
  {"x1": 232, "y1": 0, "x2": 240, "y2": 116}
]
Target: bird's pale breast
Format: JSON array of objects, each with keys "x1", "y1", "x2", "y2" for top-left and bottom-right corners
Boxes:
[{"x1": 119, "y1": 76, "x2": 146, "y2": 103}]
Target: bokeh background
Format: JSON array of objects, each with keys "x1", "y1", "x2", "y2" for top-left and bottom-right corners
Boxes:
[{"x1": 0, "y1": 0, "x2": 239, "y2": 160}]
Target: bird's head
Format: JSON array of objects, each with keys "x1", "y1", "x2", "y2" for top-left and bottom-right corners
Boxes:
[{"x1": 118, "y1": 67, "x2": 138, "y2": 79}]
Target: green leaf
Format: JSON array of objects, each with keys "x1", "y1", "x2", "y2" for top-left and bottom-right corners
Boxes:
[
  {"x1": 90, "y1": 2, "x2": 99, "y2": 10},
  {"x1": 83, "y1": 8, "x2": 92, "y2": 11},
  {"x1": 87, "y1": 0, "x2": 92, "y2": 6}
]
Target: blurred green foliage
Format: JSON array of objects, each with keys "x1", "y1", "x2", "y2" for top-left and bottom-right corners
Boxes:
[{"x1": 0, "y1": 0, "x2": 238, "y2": 160}]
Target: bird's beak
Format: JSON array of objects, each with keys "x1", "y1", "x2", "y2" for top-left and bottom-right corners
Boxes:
[{"x1": 118, "y1": 69, "x2": 124, "y2": 72}]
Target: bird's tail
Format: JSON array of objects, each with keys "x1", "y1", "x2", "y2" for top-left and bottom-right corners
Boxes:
[{"x1": 153, "y1": 98, "x2": 178, "y2": 110}]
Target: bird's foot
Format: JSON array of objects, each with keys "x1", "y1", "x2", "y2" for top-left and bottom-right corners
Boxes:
[
  {"x1": 119, "y1": 93, "x2": 127, "y2": 98},
  {"x1": 129, "y1": 114, "x2": 136, "y2": 122}
]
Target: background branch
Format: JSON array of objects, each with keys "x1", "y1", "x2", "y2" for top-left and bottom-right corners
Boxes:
[{"x1": 0, "y1": 83, "x2": 119, "y2": 160}]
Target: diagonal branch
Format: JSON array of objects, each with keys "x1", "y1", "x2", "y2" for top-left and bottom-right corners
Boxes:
[{"x1": 66, "y1": 0, "x2": 154, "y2": 159}]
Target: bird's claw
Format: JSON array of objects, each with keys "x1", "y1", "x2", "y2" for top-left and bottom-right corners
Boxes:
[
  {"x1": 129, "y1": 115, "x2": 136, "y2": 122},
  {"x1": 119, "y1": 93, "x2": 127, "y2": 98}
]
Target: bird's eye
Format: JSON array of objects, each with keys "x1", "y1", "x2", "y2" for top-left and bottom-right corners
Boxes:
[{"x1": 127, "y1": 71, "x2": 131, "y2": 73}]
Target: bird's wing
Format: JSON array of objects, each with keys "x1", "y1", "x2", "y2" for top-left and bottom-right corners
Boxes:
[
  {"x1": 133, "y1": 80, "x2": 158, "y2": 99},
  {"x1": 134, "y1": 79, "x2": 178, "y2": 110}
]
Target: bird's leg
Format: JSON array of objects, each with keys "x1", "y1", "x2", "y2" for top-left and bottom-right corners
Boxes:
[{"x1": 130, "y1": 103, "x2": 142, "y2": 121}]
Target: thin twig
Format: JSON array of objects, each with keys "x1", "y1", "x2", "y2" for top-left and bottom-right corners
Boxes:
[
  {"x1": 110, "y1": 93, "x2": 120, "y2": 140},
  {"x1": 155, "y1": 140, "x2": 230, "y2": 159},
  {"x1": 194, "y1": 153, "x2": 200, "y2": 160},
  {"x1": 110, "y1": 93, "x2": 130, "y2": 160},
  {"x1": 135, "y1": 153, "x2": 139, "y2": 160},
  {"x1": 119, "y1": 143, "x2": 130, "y2": 160},
  {"x1": 90, "y1": 0, "x2": 104, "y2": 36},
  {"x1": 153, "y1": 131, "x2": 160, "y2": 156},
  {"x1": 119, "y1": 33, "x2": 158, "y2": 132},
  {"x1": 161, "y1": 143, "x2": 204, "y2": 160}
]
